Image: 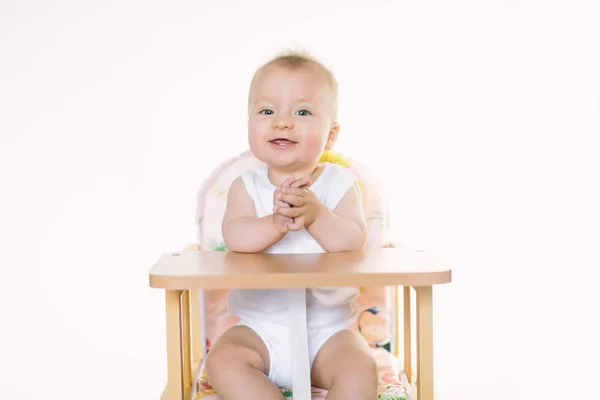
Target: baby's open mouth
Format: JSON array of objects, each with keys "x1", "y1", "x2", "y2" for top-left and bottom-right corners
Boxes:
[{"x1": 269, "y1": 138, "x2": 297, "y2": 148}]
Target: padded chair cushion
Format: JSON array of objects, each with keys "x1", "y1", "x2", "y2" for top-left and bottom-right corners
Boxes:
[{"x1": 192, "y1": 348, "x2": 411, "y2": 400}]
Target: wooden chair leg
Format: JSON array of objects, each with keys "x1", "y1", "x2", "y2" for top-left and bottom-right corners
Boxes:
[
  {"x1": 403, "y1": 286, "x2": 412, "y2": 382},
  {"x1": 416, "y1": 286, "x2": 434, "y2": 400},
  {"x1": 393, "y1": 285, "x2": 399, "y2": 357},
  {"x1": 181, "y1": 290, "x2": 192, "y2": 389},
  {"x1": 190, "y1": 290, "x2": 202, "y2": 364},
  {"x1": 165, "y1": 290, "x2": 184, "y2": 400}
]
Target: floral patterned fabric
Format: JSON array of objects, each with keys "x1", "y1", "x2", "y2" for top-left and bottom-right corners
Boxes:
[{"x1": 192, "y1": 348, "x2": 411, "y2": 400}]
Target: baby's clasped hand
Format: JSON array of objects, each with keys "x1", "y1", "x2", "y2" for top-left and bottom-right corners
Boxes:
[
  {"x1": 274, "y1": 182, "x2": 323, "y2": 231},
  {"x1": 272, "y1": 176, "x2": 312, "y2": 233}
]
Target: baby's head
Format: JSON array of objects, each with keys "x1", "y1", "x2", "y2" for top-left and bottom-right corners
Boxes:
[{"x1": 247, "y1": 50, "x2": 340, "y2": 174}]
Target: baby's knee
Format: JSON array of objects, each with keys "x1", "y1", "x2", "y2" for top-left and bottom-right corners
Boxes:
[
  {"x1": 327, "y1": 347, "x2": 378, "y2": 397},
  {"x1": 322, "y1": 330, "x2": 377, "y2": 375},
  {"x1": 329, "y1": 334, "x2": 378, "y2": 380},
  {"x1": 204, "y1": 327, "x2": 268, "y2": 379},
  {"x1": 205, "y1": 342, "x2": 240, "y2": 376},
  {"x1": 345, "y1": 348, "x2": 378, "y2": 379}
]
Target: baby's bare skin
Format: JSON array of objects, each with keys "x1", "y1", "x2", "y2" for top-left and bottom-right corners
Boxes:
[{"x1": 208, "y1": 53, "x2": 376, "y2": 399}]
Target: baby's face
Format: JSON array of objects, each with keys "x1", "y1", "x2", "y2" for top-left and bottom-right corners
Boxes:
[{"x1": 247, "y1": 64, "x2": 337, "y2": 172}]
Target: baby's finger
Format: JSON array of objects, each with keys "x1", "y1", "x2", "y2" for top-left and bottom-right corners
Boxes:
[
  {"x1": 286, "y1": 218, "x2": 304, "y2": 231},
  {"x1": 280, "y1": 187, "x2": 309, "y2": 197},
  {"x1": 275, "y1": 198, "x2": 291, "y2": 207},
  {"x1": 291, "y1": 177, "x2": 311, "y2": 188},
  {"x1": 282, "y1": 176, "x2": 296, "y2": 188},
  {"x1": 278, "y1": 192, "x2": 304, "y2": 207},
  {"x1": 274, "y1": 184, "x2": 292, "y2": 207},
  {"x1": 274, "y1": 205, "x2": 300, "y2": 218}
]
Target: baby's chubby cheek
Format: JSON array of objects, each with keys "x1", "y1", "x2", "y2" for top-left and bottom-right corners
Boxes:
[
  {"x1": 299, "y1": 132, "x2": 329, "y2": 153},
  {"x1": 248, "y1": 126, "x2": 270, "y2": 142}
]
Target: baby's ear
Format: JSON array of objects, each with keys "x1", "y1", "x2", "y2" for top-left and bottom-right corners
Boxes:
[{"x1": 325, "y1": 123, "x2": 340, "y2": 150}]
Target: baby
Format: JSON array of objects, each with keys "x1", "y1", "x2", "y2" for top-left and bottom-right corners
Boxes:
[{"x1": 205, "y1": 51, "x2": 378, "y2": 399}]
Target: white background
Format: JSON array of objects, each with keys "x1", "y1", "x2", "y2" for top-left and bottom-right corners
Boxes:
[{"x1": 1, "y1": 1, "x2": 599, "y2": 399}]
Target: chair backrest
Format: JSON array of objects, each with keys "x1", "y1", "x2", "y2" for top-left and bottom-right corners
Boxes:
[{"x1": 195, "y1": 149, "x2": 396, "y2": 354}]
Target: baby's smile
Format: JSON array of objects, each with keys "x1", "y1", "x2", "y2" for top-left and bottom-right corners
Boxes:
[{"x1": 269, "y1": 138, "x2": 297, "y2": 149}]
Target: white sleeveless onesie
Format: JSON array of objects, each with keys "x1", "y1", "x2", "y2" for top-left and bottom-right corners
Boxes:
[{"x1": 229, "y1": 162, "x2": 361, "y2": 396}]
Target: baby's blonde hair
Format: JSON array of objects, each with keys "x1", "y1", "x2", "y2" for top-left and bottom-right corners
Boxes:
[{"x1": 249, "y1": 50, "x2": 339, "y2": 120}]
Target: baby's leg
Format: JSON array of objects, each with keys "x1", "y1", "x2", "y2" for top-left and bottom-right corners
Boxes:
[
  {"x1": 204, "y1": 325, "x2": 283, "y2": 400},
  {"x1": 311, "y1": 329, "x2": 378, "y2": 400}
]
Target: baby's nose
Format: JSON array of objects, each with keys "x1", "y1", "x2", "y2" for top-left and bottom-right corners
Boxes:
[{"x1": 273, "y1": 118, "x2": 293, "y2": 129}]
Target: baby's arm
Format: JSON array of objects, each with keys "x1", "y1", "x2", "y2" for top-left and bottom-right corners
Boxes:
[
  {"x1": 307, "y1": 184, "x2": 367, "y2": 252},
  {"x1": 222, "y1": 177, "x2": 285, "y2": 253}
]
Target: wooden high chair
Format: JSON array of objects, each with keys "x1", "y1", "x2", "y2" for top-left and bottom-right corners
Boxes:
[{"x1": 148, "y1": 150, "x2": 452, "y2": 400}]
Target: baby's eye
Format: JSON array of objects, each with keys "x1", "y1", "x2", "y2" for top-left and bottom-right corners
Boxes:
[
  {"x1": 259, "y1": 109, "x2": 274, "y2": 115},
  {"x1": 296, "y1": 109, "x2": 311, "y2": 116}
]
